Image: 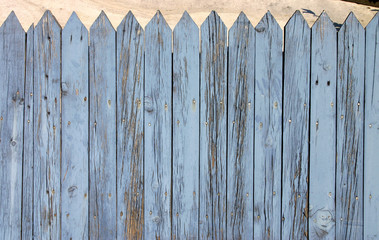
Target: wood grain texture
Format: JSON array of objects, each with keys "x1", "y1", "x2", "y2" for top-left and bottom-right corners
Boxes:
[
  {"x1": 282, "y1": 10, "x2": 310, "y2": 240},
  {"x1": 254, "y1": 11, "x2": 283, "y2": 240},
  {"x1": 89, "y1": 11, "x2": 117, "y2": 239},
  {"x1": 199, "y1": 10, "x2": 227, "y2": 239},
  {"x1": 309, "y1": 11, "x2": 337, "y2": 240},
  {"x1": 116, "y1": 11, "x2": 144, "y2": 240},
  {"x1": 0, "y1": 11, "x2": 25, "y2": 240},
  {"x1": 364, "y1": 12, "x2": 379, "y2": 240},
  {"x1": 61, "y1": 12, "x2": 89, "y2": 239},
  {"x1": 33, "y1": 10, "x2": 61, "y2": 240},
  {"x1": 144, "y1": 11, "x2": 172, "y2": 239},
  {"x1": 336, "y1": 12, "x2": 364, "y2": 240},
  {"x1": 172, "y1": 11, "x2": 199, "y2": 239},
  {"x1": 226, "y1": 12, "x2": 254, "y2": 239},
  {"x1": 22, "y1": 23, "x2": 34, "y2": 240}
]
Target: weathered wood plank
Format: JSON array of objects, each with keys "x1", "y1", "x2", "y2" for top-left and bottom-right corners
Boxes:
[
  {"x1": 200, "y1": 10, "x2": 227, "y2": 239},
  {"x1": 226, "y1": 12, "x2": 254, "y2": 239},
  {"x1": 61, "y1": 12, "x2": 89, "y2": 239},
  {"x1": 364, "y1": 12, "x2": 379, "y2": 240},
  {"x1": 89, "y1": 11, "x2": 117, "y2": 239},
  {"x1": 116, "y1": 11, "x2": 144, "y2": 240},
  {"x1": 33, "y1": 10, "x2": 61, "y2": 240},
  {"x1": 0, "y1": 11, "x2": 25, "y2": 240},
  {"x1": 22, "y1": 23, "x2": 34, "y2": 240},
  {"x1": 144, "y1": 11, "x2": 172, "y2": 239},
  {"x1": 282, "y1": 10, "x2": 310, "y2": 240},
  {"x1": 309, "y1": 11, "x2": 337, "y2": 240},
  {"x1": 336, "y1": 12, "x2": 364, "y2": 239},
  {"x1": 172, "y1": 11, "x2": 199, "y2": 239},
  {"x1": 254, "y1": 11, "x2": 282, "y2": 240}
]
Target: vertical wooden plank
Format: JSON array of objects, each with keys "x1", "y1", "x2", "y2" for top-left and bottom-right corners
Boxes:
[
  {"x1": 200, "y1": 10, "x2": 227, "y2": 239},
  {"x1": 116, "y1": 11, "x2": 144, "y2": 239},
  {"x1": 336, "y1": 12, "x2": 365, "y2": 239},
  {"x1": 89, "y1": 11, "x2": 117, "y2": 239},
  {"x1": 364, "y1": 12, "x2": 379, "y2": 240},
  {"x1": 309, "y1": 11, "x2": 337, "y2": 239},
  {"x1": 144, "y1": 11, "x2": 172, "y2": 239},
  {"x1": 61, "y1": 12, "x2": 89, "y2": 239},
  {"x1": 254, "y1": 11, "x2": 282, "y2": 240},
  {"x1": 226, "y1": 12, "x2": 254, "y2": 239},
  {"x1": 172, "y1": 11, "x2": 199, "y2": 239},
  {"x1": 33, "y1": 10, "x2": 61, "y2": 240},
  {"x1": 0, "y1": 11, "x2": 25, "y2": 239},
  {"x1": 282, "y1": 10, "x2": 310, "y2": 239},
  {"x1": 22, "y1": 23, "x2": 34, "y2": 240}
]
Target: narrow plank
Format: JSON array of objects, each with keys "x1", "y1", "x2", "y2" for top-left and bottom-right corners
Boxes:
[
  {"x1": 282, "y1": 10, "x2": 310, "y2": 239},
  {"x1": 61, "y1": 12, "x2": 89, "y2": 239},
  {"x1": 22, "y1": 23, "x2": 34, "y2": 240},
  {"x1": 144, "y1": 11, "x2": 172, "y2": 239},
  {"x1": 0, "y1": 11, "x2": 25, "y2": 239},
  {"x1": 33, "y1": 10, "x2": 62, "y2": 240},
  {"x1": 200, "y1": 10, "x2": 227, "y2": 239},
  {"x1": 309, "y1": 11, "x2": 337, "y2": 239},
  {"x1": 226, "y1": 12, "x2": 254, "y2": 239},
  {"x1": 116, "y1": 11, "x2": 144, "y2": 239},
  {"x1": 254, "y1": 11, "x2": 282, "y2": 240},
  {"x1": 89, "y1": 11, "x2": 117, "y2": 239},
  {"x1": 336, "y1": 12, "x2": 365, "y2": 239},
  {"x1": 172, "y1": 11, "x2": 199, "y2": 239},
  {"x1": 364, "y1": 12, "x2": 379, "y2": 240}
]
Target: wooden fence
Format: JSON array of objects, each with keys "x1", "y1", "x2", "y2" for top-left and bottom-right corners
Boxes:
[{"x1": 0, "y1": 9, "x2": 378, "y2": 239}]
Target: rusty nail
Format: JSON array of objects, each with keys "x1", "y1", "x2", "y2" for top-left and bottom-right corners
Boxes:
[
  {"x1": 176, "y1": 212, "x2": 179, "y2": 217},
  {"x1": 0, "y1": 116, "x2": 3, "y2": 120},
  {"x1": 329, "y1": 192, "x2": 332, "y2": 197},
  {"x1": 94, "y1": 215, "x2": 97, "y2": 219},
  {"x1": 53, "y1": 126, "x2": 56, "y2": 130},
  {"x1": 289, "y1": 119, "x2": 292, "y2": 123},
  {"x1": 341, "y1": 115, "x2": 344, "y2": 119},
  {"x1": 205, "y1": 121, "x2": 208, "y2": 126},
  {"x1": 149, "y1": 211, "x2": 152, "y2": 215},
  {"x1": 94, "y1": 122, "x2": 97, "y2": 126},
  {"x1": 27, "y1": 120, "x2": 30, "y2": 123},
  {"x1": 84, "y1": 97, "x2": 87, "y2": 101},
  {"x1": 192, "y1": 99, "x2": 196, "y2": 104},
  {"x1": 165, "y1": 192, "x2": 167, "y2": 196},
  {"x1": 120, "y1": 211, "x2": 123, "y2": 217},
  {"x1": 206, "y1": 215, "x2": 208, "y2": 219},
  {"x1": 122, "y1": 119, "x2": 125, "y2": 122},
  {"x1": 68, "y1": 121, "x2": 71, "y2": 125},
  {"x1": 316, "y1": 121, "x2": 319, "y2": 126},
  {"x1": 355, "y1": 196, "x2": 358, "y2": 200},
  {"x1": 304, "y1": 103, "x2": 307, "y2": 107},
  {"x1": 369, "y1": 194, "x2": 372, "y2": 199},
  {"x1": 108, "y1": 193, "x2": 111, "y2": 198},
  {"x1": 66, "y1": 213, "x2": 69, "y2": 218},
  {"x1": 220, "y1": 101, "x2": 223, "y2": 105},
  {"x1": 177, "y1": 120, "x2": 180, "y2": 125},
  {"x1": 193, "y1": 191, "x2": 196, "y2": 196},
  {"x1": 331, "y1": 102, "x2": 334, "y2": 107},
  {"x1": 246, "y1": 193, "x2": 249, "y2": 197},
  {"x1": 273, "y1": 191, "x2": 276, "y2": 195},
  {"x1": 30, "y1": 92, "x2": 33, "y2": 96},
  {"x1": 17, "y1": 91, "x2": 20, "y2": 95},
  {"x1": 257, "y1": 215, "x2": 260, "y2": 220},
  {"x1": 298, "y1": 194, "x2": 301, "y2": 198},
  {"x1": 274, "y1": 102, "x2": 278, "y2": 108},
  {"x1": 232, "y1": 121, "x2": 235, "y2": 124},
  {"x1": 231, "y1": 212, "x2": 233, "y2": 216},
  {"x1": 282, "y1": 217, "x2": 285, "y2": 221},
  {"x1": 357, "y1": 102, "x2": 360, "y2": 106}
]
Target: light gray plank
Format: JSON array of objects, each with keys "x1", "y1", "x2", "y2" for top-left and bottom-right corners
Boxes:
[
  {"x1": 282, "y1": 10, "x2": 310, "y2": 239},
  {"x1": 254, "y1": 11, "x2": 282, "y2": 240},
  {"x1": 61, "y1": 12, "x2": 89, "y2": 240},
  {"x1": 336, "y1": 12, "x2": 365, "y2": 240},
  {"x1": 364, "y1": 12, "x2": 379, "y2": 240},
  {"x1": 33, "y1": 10, "x2": 62, "y2": 240},
  {"x1": 172, "y1": 11, "x2": 200, "y2": 239},
  {"x1": 144, "y1": 11, "x2": 172, "y2": 239},
  {"x1": 200, "y1": 10, "x2": 227, "y2": 239},
  {"x1": 0, "y1": 11, "x2": 25, "y2": 240},
  {"x1": 22, "y1": 23, "x2": 34, "y2": 240},
  {"x1": 116, "y1": 11, "x2": 144, "y2": 240},
  {"x1": 227, "y1": 12, "x2": 254, "y2": 239},
  {"x1": 309, "y1": 11, "x2": 337, "y2": 240},
  {"x1": 89, "y1": 11, "x2": 117, "y2": 239}
]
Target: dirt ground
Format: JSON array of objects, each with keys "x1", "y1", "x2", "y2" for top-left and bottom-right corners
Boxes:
[{"x1": 0, "y1": 0, "x2": 378, "y2": 30}]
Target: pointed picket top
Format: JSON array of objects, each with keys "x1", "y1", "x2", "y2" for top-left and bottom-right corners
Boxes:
[
  {"x1": 90, "y1": 10, "x2": 115, "y2": 32},
  {"x1": 256, "y1": 11, "x2": 281, "y2": 33},
  {"x1": 230, "y1": 12, "x2": 253, "y2": 32},
  {"x1": 312, "y1": 11, "x2": 336, "y2": 32},
  {"x1": 201, "y1": 10, "x2": 226, "y2": 30},
  {"x1": 0, "y1": 11, "x2": 24, "y2": 32},
  {"x1": 285, "y1": 10, "x2": 310, "y2": 29},
  {"x1": 366, "y1": 11, "x2": 379, "y2": 30},
  {"x1": 174, "y1": 11, "x2": 197, "y2": 32},
  {"x1": 117, "y1": 11, "x2": 143, "y2": 33},
  {"x1": 36, "y1": 10, "x2": 62, "y2": 30},
  {"x1": 64, "y1": 11, "x2": 87, "y2": 32},
  {"x1": 340, "y1": 12, "x2": 364, "y2": 32},
  {"x1": 27, "y1": 23, "x2": 34, "y2": 34},
  {"x1": 146, "y1": 10, "x2": 171, "y2": 31}
]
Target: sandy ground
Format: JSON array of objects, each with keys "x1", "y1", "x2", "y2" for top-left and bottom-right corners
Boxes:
[{"x1": 0, "y1": 0, "x2": 378, "y2": 31}]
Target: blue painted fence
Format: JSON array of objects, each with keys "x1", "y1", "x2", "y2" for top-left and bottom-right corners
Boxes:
[{"x1": 0, "y1": 10, "x2": 378, "y2": 239}]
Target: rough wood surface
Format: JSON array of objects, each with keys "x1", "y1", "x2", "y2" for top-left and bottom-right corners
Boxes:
[
  {"x1": 309, "y1": 11, "x2": 337, "y2": 240},
  {"x1": 199, "y1": 10, "x2": 227, "y2": 239},
  {"x1": 364, "y1": 12, "x2": 379, "y2": 240},
  {"x1": 226, "y1": 12, "x2": 254, "y2": 239},
  {"x1": 89, "y1": 11, "x2": 117, "y2": 239},
  {"x1": 0, "y1": 11, "x2": 25, "y2": 240},
  {"x1": 336, "y1": 12, "x2": 365, "y2": 240},
  {"x1": 22, "y1": 23, "x2": 34, "y2": 240},
  {"x1": 254, "y1": 11, "x2": 283, "y2": 240},
  {"x1": 172, "y1": 11, "x2": 199, "y2": 239},
  {"x1": 33, "y1": 10, "x2": 61, "y2": 240},
  {"x1": 144, "y1": 11, "x2": 172, "y2": 239},
  {"x1": 61, "y1": 12, "x2": 89, "y2": 239},
  {"x1": 282, "y1": 10, "x2": 310, "y2": 240},
  {"x1": 116, "y1": 11, "x2": 144, "y2": 240}
]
